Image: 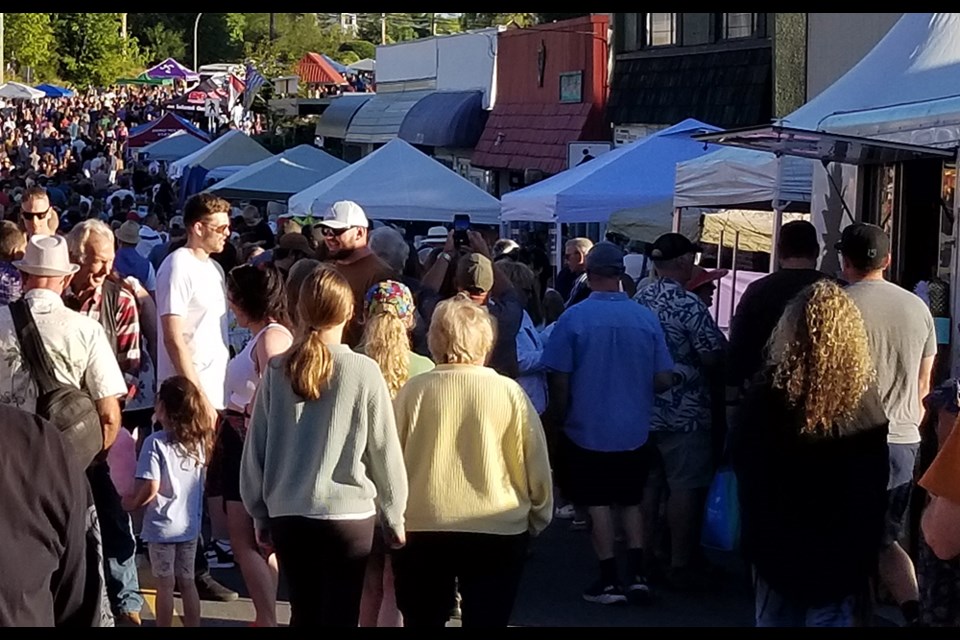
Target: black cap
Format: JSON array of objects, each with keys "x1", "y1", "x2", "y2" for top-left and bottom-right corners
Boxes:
[
  {"x1": 647, "y1": 233, "x2": 699, "y2": 261},
  {"x1": 836, "y1": 223, "x2": 890, "y2": 271}
]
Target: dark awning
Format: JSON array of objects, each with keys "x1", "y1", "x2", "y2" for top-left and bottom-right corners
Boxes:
[
  {"x1": 315, "y1": 94, "x2": 373, "y2": 139},
  {"x1": 345, "y1": 90, "x2": 434, "y2": 144},
  {"x1": 693, "y1": 124, "x2": 955, "y2": 166},
  {"x1": 398, "y1": 90, "x2": 488, "y2": 148}
]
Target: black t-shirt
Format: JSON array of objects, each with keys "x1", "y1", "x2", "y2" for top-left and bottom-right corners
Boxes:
[
  {"x1": 727, "y1": 268, "x2": 832, "y2": 389},
  {"x1": 0, "y1": 404, "x2": 106, "y2": 626}
]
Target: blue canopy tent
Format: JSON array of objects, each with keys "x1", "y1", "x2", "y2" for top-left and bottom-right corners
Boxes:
[
  {"x1": 501, "y1": 118, "x2": 722, "y2": 229},
  {"x1": 35, "y1": 83, "x2": 75, "y2": 98},
  {"x1": 321, "y1": 54, "x2": 351, "y2": 75}
]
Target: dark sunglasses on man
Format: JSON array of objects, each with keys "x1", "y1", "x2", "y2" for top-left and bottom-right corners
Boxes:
[
  {"x1": 320, "y1": 226, "x2": 351, "y2": 238},
  {"x1": 21, "y1": 207, "x2": 51, "y2": 221}
]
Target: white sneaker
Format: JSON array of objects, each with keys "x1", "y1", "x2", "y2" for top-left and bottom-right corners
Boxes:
[
  {"x1": 205, "y1": 539, "x2": 235, "y2": 569},
  {"x1": 555, "y1": 504, "x2": 577, "y2": 520}
]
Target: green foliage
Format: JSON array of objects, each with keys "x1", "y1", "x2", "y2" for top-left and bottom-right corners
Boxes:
[
  {"x1": 53, "y1": 13, "x2": 144, "y2": 88},
  {"x1": 6, "y1": 13, "x2": 57, "y2": 73},
  {"x1": 140, "y1": 23, "x2": 187, "y2": 65},
  {"x1": 460, "y1": 13, "x2": 537, "y2": 30},
  {"x1": 338, "y1": 39, "x2": 376, "y2": 60},
  {"x1": 337, "y1": 51, "x2": 360, "y2": 65},
  {"x1": 242, "y1": 13, "x2": 344, "y2": 76}
]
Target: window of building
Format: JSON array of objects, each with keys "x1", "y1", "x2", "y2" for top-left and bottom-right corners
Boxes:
[
  {"x1": 646, "y1": 13, "x2": 677, "y2": 47},
  {"x1": 723, "y1": 13, "x2": 756, "y2": 39}
]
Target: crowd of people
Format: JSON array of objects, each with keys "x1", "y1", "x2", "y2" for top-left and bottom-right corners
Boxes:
[{"x1": 0, "y1": 85, "x2": 959, "y2": 631}]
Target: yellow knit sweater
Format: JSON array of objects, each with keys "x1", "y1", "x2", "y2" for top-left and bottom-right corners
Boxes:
[{"x1": 394, "y1": 364, "x2": 554, "y2": 536}]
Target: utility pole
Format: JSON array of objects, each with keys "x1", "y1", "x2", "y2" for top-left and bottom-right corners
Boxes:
[
  {"x1": 381, "y1": 13, "x2": 387, "y2": 45},
  {"x1": 269, "y1": 13, "x2": 276, "y2": 41},
  {"x1": 193, "y1": 13, "x2": 203, "y2": 72},
  {"x1": 430, "y1": 13, "x2": 436, "y2": 36},
  {"x1": 120, "y1": 13, "x2": 127, "y2": 39}
]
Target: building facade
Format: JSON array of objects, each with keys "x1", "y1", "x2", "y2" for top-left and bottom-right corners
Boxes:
[{"x1": 472, "y1": 15, "x2": 610, "y2": 196}]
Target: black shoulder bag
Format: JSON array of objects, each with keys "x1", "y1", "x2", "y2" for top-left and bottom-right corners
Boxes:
[{"x1": 10, "y1": 299, "x2": 104, "y2": 469}]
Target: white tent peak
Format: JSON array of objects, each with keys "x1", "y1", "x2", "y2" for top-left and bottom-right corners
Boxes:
[
  {"x1": 288, "y1": 138, "x2": 501, "y2": 225},
  {"x1": 0, "y1": 82, "x2": 45, "y2": 100},
  {"x1": 501, "y1": 118, "x2": 721, "y2": 228},
  {"x1": 169, "y1": 130, "x2": 272, "y2": 179},
  {"x1": 205, "y1": 145, "x2": 348, "y2": 201}
]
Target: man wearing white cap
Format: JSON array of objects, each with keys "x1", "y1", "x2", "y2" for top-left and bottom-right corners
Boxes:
[{"x1": 316, "y1": 200, "x2": 395, "y2": 346}]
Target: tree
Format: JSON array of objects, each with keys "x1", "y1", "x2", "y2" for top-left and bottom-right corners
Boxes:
[
  {"x1": 339, "y1": 40, "x2": 376, "y2": 60},
  {"x1": 140, "y1": 23, "x2": 187, "y2": 65},
  {"x1": 53, "y1": 13, "x2": 143, "y2": 87},
  {"x1": 460, "y1": 13, "x2": 537, "y2": 30},
  {"x1": 5, "y1": 14, "x2": 57, "y2": 81}
]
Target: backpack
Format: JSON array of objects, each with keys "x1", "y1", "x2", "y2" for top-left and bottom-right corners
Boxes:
[{"x1": 10, "y1": 299, "x2": 104, "y2": 469}]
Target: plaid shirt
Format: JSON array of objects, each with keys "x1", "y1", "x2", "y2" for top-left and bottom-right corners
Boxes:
[{"x1": 64, "y1": 280, "x2": 141, "y2": 399}]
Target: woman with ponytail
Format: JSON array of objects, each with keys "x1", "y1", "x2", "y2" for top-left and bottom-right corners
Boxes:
[
  {"x1": 240, "y1": 265, "x2": 409, "y2": 628},
  {"x1": 357, "y1": 280, "x2": 434, "y2": 627}
]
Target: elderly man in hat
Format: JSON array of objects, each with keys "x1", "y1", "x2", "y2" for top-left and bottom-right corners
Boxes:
[
  {"x1": 113, "y1": 220, "x2": 156, "y2": 294},
  {"x1": 543, "y1": 241, "x2": 676, "y2": 605},
  {"x1": 633, "y1": 233, "x2": 727, "y2": 592},
  {"x1": 0, "y1": 235, "x2": 129, "y2": 623}
]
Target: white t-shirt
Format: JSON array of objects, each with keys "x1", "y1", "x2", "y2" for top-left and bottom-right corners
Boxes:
[{"x1": 155, "y1": 248, "x2": 230, "y2": 410}]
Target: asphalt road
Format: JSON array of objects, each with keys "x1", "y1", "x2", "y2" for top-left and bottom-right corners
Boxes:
[{"x1": 135, "y1": 516, "x2": 759, "y2": 627}]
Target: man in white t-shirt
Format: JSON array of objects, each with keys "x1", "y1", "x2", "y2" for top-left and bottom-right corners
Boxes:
[
  {"x1": 155, "y1": 193, "x2": 238, "y2": 603},
  {"x1": 155, "y1": 193, "x2": 231, "y2": 415}
]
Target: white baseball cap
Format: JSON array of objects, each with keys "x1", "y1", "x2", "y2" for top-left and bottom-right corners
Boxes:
[{"x1": 317, "y1": 200, "x2": 369, "y2": 230}]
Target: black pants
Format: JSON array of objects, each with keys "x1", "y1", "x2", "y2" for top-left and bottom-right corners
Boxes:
[
  {"x1": 271, "y1": 516, "x2": 375, "y2": 627},
  {"x1": 393, "y1": 531, "x2": 529, "y2": 628}
]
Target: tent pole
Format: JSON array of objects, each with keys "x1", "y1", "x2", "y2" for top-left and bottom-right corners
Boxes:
[
  {"x1": 770, "y1": 153, "x2": 784, "y2": 274},
  {"x1": 714, "y1": 229, "x2": 724, "y2": 320},
  {"x1": 729, "y1": 231, "x2": 740, "y2": 330},
  {"x1": 554, "y1": 221, "x2": 563, "y2": 284},
  {"x1": 672, "y1": 207, "x2": 682, "y2": 233}
]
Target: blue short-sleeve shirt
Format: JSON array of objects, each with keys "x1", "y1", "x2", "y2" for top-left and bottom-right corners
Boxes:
[{"x1": 542, "y1": 291, "x2": 674, "y2": 452}]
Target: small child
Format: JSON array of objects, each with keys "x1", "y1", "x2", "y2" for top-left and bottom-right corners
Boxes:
[
  {"x1": 0, "y1": 220, "x2": 25, "y2": 304},
  {"x1": 122, "y1": 376, "x2": 212, "y2": 627}
]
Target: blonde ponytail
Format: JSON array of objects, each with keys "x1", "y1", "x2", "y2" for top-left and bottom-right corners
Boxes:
[
  {"x1": 285, "y1": 330, "x2": 334, "y2": 401},
  {"x1": 283, "y1": 264, "x2": 354, "y2": 401},
  {"x1": 359, "y1": 312, "x2": 410, "y2": 398}
]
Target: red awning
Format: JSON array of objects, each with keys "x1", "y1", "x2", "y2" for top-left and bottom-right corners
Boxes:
[
  {"x1": 298, "y1": 52, "x2": 347, "y2": 86},
  {"x1": 472, "y1": 102, "x2": 593, "y2": 175}
]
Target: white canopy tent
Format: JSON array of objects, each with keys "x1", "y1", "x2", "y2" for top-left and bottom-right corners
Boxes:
[
  {"x1": 348, "y1": 58, "x2": 376, "y2": 73},
  {"x1": 206, "y1": 145, "x2": 348, "y2": 201},
  {"x1": 675, "y1": 13, "x2": 960, "y2": 211},
  {"x1": 501, "y1": 118, "x2": 721, "y2": 226},
  {"x1": 288, "y1": 138, "x2": 501, "y2": 225},
  {"x1": 169, "y1": 130, "x2": 272, "y2": 179},
  {"x1": 0, "y1": 82, "x2": 45, "y2": 101},
  {"x1": 137, "y1": 130, "x2": 209, "y2": 163}
]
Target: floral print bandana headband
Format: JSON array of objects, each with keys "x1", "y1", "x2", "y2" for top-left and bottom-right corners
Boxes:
[{"x1": 365, "y1": 280, "x2": 415, "y2": 321}]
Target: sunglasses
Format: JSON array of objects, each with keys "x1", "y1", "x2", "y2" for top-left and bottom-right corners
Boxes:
[
  {"x1": 21, "y1": 208, "x2": 50, "y2": 221},
  {"x1": 203, "y1": 222, "x2": 230, "y2": 235},
  {"x1": 321, "y1": 226, "x2": 351, "y2": 238}
]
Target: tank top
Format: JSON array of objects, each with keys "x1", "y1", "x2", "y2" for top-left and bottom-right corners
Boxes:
[{"x1": 224, "y1": 322, "x2": 292, "y2": 413}]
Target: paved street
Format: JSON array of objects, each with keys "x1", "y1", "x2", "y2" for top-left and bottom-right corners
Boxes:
[{"x1": 135, "y1": 517, "x2": 757, "y2": 627}]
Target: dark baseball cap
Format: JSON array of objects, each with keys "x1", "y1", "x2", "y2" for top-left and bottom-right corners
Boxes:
[
  {"x1": 647, "y1": 233, "x2": 699, "y2": 261},
  {"x1": 835, "y1": 223, "x2": 890, "y2": 271},
  {"x1": 586, "y1": 241, "x2": 625, "y2": 273}
]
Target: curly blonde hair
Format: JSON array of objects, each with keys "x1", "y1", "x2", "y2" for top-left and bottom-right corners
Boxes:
[
  {"x1": 360, "y1": 312, "x2": 411, "y2": 398},
  {"x1": 767, "y1": 280, "x2": 875, "y2": 434}
]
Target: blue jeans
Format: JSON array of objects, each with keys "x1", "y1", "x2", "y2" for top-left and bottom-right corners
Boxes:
[
  {"x1": 754, "y1": 574, "x2": 855, "y2": 627},
  {"x1": 88, "y1": 462, "x2": 144, "y2": 615}
]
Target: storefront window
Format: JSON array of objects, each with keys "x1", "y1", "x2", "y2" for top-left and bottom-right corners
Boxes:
[
  {"x1": 723, "y1": 13, "x2": 755, "y2": 39},
  {"x1": 646, "y1": 13, "x2": 677, "y2": 47}
]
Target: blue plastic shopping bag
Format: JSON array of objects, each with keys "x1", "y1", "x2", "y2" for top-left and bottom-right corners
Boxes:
[{"x1": 701, "y1": 466, "x2": 741, "y2": 552}]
